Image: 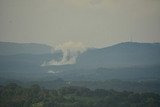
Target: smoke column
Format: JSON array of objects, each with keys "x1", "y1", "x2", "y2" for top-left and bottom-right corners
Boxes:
[{"x1": 42, "y1": 41, "x2": 86, "y2": 66}]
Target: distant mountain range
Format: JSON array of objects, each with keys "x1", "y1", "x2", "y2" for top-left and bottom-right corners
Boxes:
[
  {"x1": 0, "y1": 42, "x2": 53, "y2": 55},
  {"x1": 1, "y1": 41, "x2": 160, "y2": 67},
  {"x1": 76, "y1": 42, "x2": 160, "y2": 68},
  {"x1": 0, "y1": 41, "x2": 160, "y2": 82}
]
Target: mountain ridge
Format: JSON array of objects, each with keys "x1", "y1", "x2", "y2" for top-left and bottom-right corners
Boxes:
[
  {"x1": 76, "y1": 42, "x2": 160, "y2": 68},
  {"x1": 0, "y1": 41, "x2": 160, "y2": 82},
  {"x1": 0, "y1": 41, "x2": 54, "y2": 55}
]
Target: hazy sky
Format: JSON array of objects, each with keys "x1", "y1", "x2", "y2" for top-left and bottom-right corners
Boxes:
[{"x1": 0, "y1": 0, "x2": 160, "y2": 48}]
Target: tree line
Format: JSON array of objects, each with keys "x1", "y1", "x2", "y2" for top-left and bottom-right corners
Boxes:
[{"x1": 0, "y1": 83, "x2": 160, "y2": 107}]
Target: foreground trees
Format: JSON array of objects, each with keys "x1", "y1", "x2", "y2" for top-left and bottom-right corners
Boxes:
[{"x1": 0, "y1": 83, "x2": 160, "y2": 107}]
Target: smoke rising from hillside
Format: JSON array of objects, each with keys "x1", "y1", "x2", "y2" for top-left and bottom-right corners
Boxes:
[{"x1": 42, "y1": 41, "x2": 86, "y2": 66}]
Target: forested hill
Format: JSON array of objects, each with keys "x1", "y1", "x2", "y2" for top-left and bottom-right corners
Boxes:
[
  {"x1": 76, "y1": 42, "x2": 160, "y2": 68},
  {"x1": 0, "y1": 42, "x2": 53, "y2": 55},
  {"x1": 0, "y1": 83, "x2": 160, "y2": 107}
]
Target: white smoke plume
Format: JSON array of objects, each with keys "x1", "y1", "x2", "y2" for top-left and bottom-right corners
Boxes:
[{"x1": 42, "y1": 41, "x2": 86, "y2": 66}]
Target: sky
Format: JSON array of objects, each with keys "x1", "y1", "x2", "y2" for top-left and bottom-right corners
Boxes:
[{"x1": 0, "y1": 0, "x2": 160, "y2": 48}]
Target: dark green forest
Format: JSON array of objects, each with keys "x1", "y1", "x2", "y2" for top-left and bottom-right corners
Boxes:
[{"x1": 0, "y1": 83, "x2": 160, "y2": 107}]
